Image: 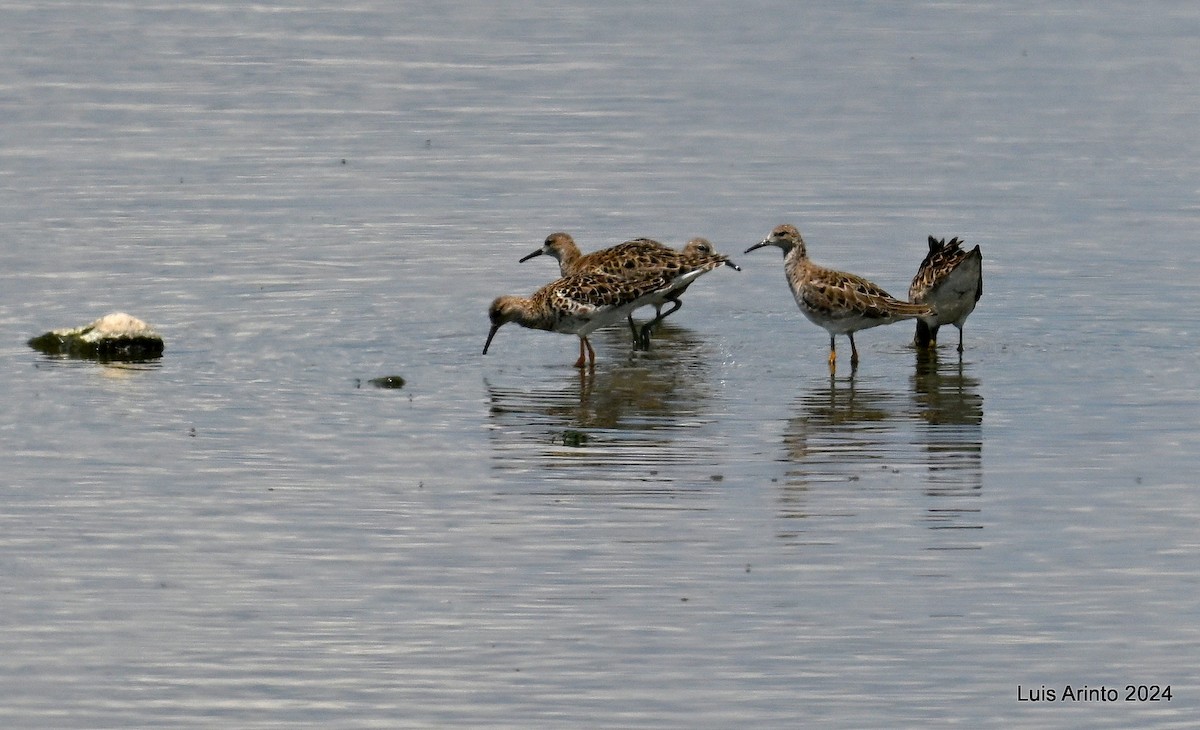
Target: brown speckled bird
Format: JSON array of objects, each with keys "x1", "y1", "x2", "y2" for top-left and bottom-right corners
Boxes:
[
  {"x1": 519, "y1": 232, "x2": 740, "y2": 349},
  {"x1": 908, "y1": 235, "x2": 983, "y2": 352},
  {"x1": 485, "y1": 252, "x2": 732, "y2": 368},
  {"x1": 746, "y1": 224, "x2": 934, "y2": 371}
]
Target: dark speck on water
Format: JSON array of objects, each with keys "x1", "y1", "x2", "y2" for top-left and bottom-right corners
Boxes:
[{"x1": 366, "y1": 375, "x2": 406, "y2": 389}]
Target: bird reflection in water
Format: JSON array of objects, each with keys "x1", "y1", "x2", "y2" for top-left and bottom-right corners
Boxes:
[
  {"x1": 775, "y1": 355, "x2": 984, "y2": 549},
  {"x1": 777, "y1": 373, "x2": 908, "y2": 543},
  {"x1": 485, "y1": 325, "x2": 725, "y2": 497},
  {"x1": 911, "y1": 348, "x2": 984, "y2": 548}
]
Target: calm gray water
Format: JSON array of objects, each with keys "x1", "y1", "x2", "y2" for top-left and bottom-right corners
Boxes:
[{"x1": 2, "y1": 1, "x2": 1199, "y2": 727}]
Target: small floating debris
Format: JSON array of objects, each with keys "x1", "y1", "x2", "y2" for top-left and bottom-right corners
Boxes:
[
  {"x1": 28, "y1": 312, "x2": 164, "y2": 361},
  {"x1": 366, "y1": 375, "x2": 406, "y2": 389},
  {"x1": 558, "y1": 429, "x2": 589, "y2": 447}
]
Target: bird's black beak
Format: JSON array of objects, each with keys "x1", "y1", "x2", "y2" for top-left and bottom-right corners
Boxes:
[
  {"x1": 482, "y1": 323, "x2": 502, "y2": 354},
  {"x1": 744, "y1": 239, "x2": 771, "y2": 254},
  {"x1": 518, "y1": 248, "x2": 544, "y2": 263}
]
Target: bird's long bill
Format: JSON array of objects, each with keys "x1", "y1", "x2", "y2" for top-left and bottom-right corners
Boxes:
[
  {"x1": 743, "y1": 239, "x2": 771, "y2": 254},
  {"x1": 482, "y1": 323, "x2": 502, "y2": 355},
  {"x1": 518, "y1": 248, "x2": 544, "y2": 263}
]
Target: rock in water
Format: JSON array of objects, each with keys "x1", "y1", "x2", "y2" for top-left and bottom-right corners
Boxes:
[
  {"x1": 28, "y1": 312, "x2": 164, "y2": 361},
  {"x1": 366, "y1": 375, "x2": 406, "y2": 389}
]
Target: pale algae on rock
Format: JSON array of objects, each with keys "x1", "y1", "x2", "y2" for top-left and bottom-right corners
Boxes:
[{"x1": 28, "y1": 312, "x2": 165, "y2": 361}]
